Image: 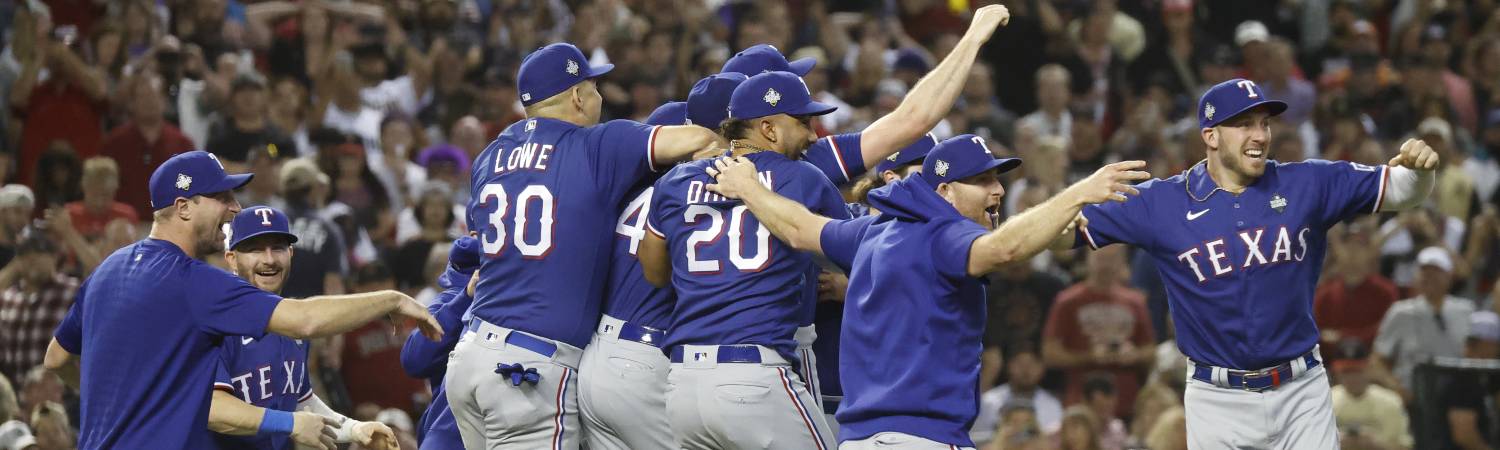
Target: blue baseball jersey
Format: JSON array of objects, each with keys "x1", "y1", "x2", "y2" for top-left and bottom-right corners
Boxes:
[
  {"x1": 400, "y1": 267, "x2": 472, "y2": 450},
  {"x1": 212, "y1": 335, "x2": 313, "y2": 450},
  {"x1": 467, "y1": 117, "x2": 661, "y2": 348},
  {"x1": 54, "y1": 239, "x2": 282, "y2": 449},
  {"x1": 647, "y1": 151, "x2": 851, "y2": 359},
  {"x1": 603, "y1": 133, "x2": 866, "y2": 333},
  {"x1": 1077, "y1": 159, "x2": 1388, "y2": 370},
  {"x1": 820, "y1": 175, "x2": 989, "y2": 447}
]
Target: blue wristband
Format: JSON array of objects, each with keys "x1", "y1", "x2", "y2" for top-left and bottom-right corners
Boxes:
[{"x1": 258, "y1": 409, "x2": 295, "y2": 435}]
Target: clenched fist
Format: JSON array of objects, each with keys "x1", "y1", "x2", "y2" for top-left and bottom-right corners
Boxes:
[{"x1": 966, "y1": 5, "x2": 1011, "y2": 41}]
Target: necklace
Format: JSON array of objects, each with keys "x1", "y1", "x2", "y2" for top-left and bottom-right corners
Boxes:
[{"x1": 730, "y1": 141, "x2": 774, "y2": 155}]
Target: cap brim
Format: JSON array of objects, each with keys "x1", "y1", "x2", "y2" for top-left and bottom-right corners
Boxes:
[
  {"x1": 788, "y1": 58, "x2": 816, "y2": 76},
  {"x1": 788, "y1": 100, "x2": 838, "y2": 117},
  {"x1": 231, "y1": 230, "x2": 299, "y2": 250},
  {"x1": 587, "y1": 64, "x2": 615, "y2": 79},
  {"x1": 209, "y1": 173, "x2": 254, "y2": 194}
]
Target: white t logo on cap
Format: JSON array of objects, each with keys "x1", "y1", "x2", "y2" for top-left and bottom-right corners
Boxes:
[
  {"x1": 1236, "y1": 80, "x2": 1259, "y2": 98},
  {"x1": 207, "y1": 152, "x2": 225, "y2": 170},
  {"x1": 971, "y1": 136, "x2": 993, "y2": 155},
  {"x1": 255, "y1": 208, "x2": 275, "y2": 226}
]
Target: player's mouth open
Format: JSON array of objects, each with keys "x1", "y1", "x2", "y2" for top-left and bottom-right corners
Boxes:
[
  {"x1": 254, "y1": 267, "x2": 282, "y2": 277},
  {"x1": 1244, "y1": 148, "x2": 1265, "y2": 159}
]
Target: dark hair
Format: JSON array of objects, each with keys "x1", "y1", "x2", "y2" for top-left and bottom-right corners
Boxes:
[
  {"x1": 352, "y1": 261, "x2": 394, "y2": 286},
  {"x1": 719, "y1": 118, "x2": 755, "y2": 140},
  {"x1": 1082, "y1": 374, "x2": 1117, "y2": 399}
]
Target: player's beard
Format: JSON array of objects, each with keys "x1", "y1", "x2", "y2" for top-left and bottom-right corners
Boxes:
[
  {"x1": 196, "y1": 219, "x2": 226, "y2": 257},
  {"x1": 235, "y1": 262, "x2": 287, "y2": 293},
  {"x1": 1218, "y1": 140, "x2": 1268, "y2": 181}
]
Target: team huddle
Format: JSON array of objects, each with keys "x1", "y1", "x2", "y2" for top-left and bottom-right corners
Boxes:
[{"x1": 42, "y1": 4, "x2": 1448, "y2": 450}]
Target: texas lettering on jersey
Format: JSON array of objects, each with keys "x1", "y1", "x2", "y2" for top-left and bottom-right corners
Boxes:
[{"x1": 1175, "y1": 225, "x2": 1311, "y2": 282}]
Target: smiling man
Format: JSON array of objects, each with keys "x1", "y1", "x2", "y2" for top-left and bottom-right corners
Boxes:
[
  {"x1": 1072, "y1": 78, "x2": 1440, "y2": 449},
  {"x1": 207, "y1": 206, "x2": 399, "y2": 450}
]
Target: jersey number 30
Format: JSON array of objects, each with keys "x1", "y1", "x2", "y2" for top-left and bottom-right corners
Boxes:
[{"x1": 478, "y1": 183, "x2": 555, "y2": 258}]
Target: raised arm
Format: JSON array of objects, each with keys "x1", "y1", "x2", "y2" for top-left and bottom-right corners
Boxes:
[
  {"x1": 268, "y1": 290, "x2": 441, "y2": 341},
  {"x1": 704, "y1": 157, "x2": 833, "y2": 255},
  {"x1": 858, "y1": 5, "x2": 1010, "y2": 167},
  {"x1": 650, "y1": 125, "x2": 726, "y2": 168},
  {"x1": 1378, "y1": 138, "x2": 1439, "y2": 212},
  {"x1": 967, "y1": 161, "x2": 1149, "y2": 276}
]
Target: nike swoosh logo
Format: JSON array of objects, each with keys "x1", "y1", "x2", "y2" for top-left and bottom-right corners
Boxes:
[
  {"x1": 1187, "y1": 209, "x2": 1210, "y2": 221},
  {"x1": 241, "y1": 336, "x2": 255, "y2": 345}
]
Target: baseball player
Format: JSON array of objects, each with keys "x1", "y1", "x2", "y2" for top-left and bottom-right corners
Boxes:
[
  {"x1": 207, "y1": 206, "x2": 398, "y2": 450},
  {"x1": 448, "y1": 42, "x2": 723, "y2": 450},
  {"x1": 637, "y1": 70, "x2": 849, "y2": 450},
  {"x1": 43, "y1": 150, "x2": 440, "y2": 449},
  {"x1": 1072, "y1": 78, "x2": 1438, "y2": 449},
  {"x1": 718, "y1": 7, "x2": 1011, "y2": 416},
  {"x1": 578, "y1": 75, "x2": 741, "y2": 450},
  {"x1": 400, "y1": 236, "x2": 481, "y2": 450},
  {"x1": 699, "y1": 134, "x2": 1146, "y2": 449}
]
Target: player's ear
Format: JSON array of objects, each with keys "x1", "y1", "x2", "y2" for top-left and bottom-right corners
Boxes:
[
  {"x1": 174, "y1": 197, "x2": 193, "y2": 221},
  {"x1": 1201, "y1": 127, "x2": 1217, "y2": 150},
  {"x1": 224, "y1": 250, "x2": 237, "y2": 266},
  {"x1": 759, "y1": 118, "x2": 777, "y2": 143}
]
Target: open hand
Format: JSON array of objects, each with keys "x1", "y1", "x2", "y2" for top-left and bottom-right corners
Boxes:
[
  {"x1": 703, "y1": 157, "x2": 765, "y2": 200},
  {"x1": 290, "y1": 413, "x2": 337, "y2": 450},
  {"x1": 1068, "y1": 160, "x2": 1151, "y2": 205},
  {"x1": 389, "y1": 291, "x2": 443, "y2": 341}
]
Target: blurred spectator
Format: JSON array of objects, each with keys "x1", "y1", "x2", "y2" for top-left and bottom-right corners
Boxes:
[
  {"x1": 1043, "y1": 245, "x2": 1155, "y2": 418},
  {"x1": 1379, "y1": 207, "x2": 1467, "y2": 289},
  {"x1": 278, "y1": 158, "x2": 347, "y2": 299},
  {"x1": 1066, "y1": 114, "x2": 1109, "y2": 182},
  {"x1": 1467, "y1": 206, "x2": 1500, "y2": 297},
  {"x1": 1330, "y1": 359, "x2": 1412, "y2": 450},
  {"x1": 318, "y1": 61, "x2": 384, "y2": 149},
  {"x1": 1128, "y1": 382, "x2": 1180, "y2": 445},
  {"x1": 448, "y1": 116, "x2": 488, "y2": 162},
  {"x1": 236, "y1": 146, "x2": 289, "y2": 211},
  {"x1": 1057, "y1": 405, "x2": 1102, "y2": 450},
  {"x1": 412, "y1": 243, "x2": 450, "y2": 306},
  {"x1": 99, "y1": 72, "x2": 195, "y2": 220},
  {"x1": 1127, "y1": 0, "x2": 1214, "y2": 102},
  {"x1": 1142, "y1": 406, "x2": 1188, "y2": 450},
  {"x1": 0, "y1": 374, "x2": 35, "y2": 450},
  {"x1": 1255, "y1": 38, "x2": 1317, "y2": 129},
  {"x1": 983, "y1": 255, "x2": 1065, "y2": 390},
  {"x1": 0, "y1": 232, "x2": 78, "y2": 383},
  {"x1": 0, "y1": 185, "x2": 35, "y2": 267},
  {"x1": 1371, "y1": 246, "x2": 1474, "y2": 400},
  {"x1": 28, "y1": 402, "x2": 70, "y2": 450},
  {"x1": 17, "y1": 367, "x2": 62, "y2": 427},
  {"x1": 985, "y1": 399, "x2": 1050, "y2": 450},
  {"x1": 1437, "y1": 310, "x2": 1500, "y2": 450},
  {"x1": 11, "y1": 4, "x2": 107, "y2": 187},
  {"x1": 1419, "y1": 117, "x2": 1477, "y2": 222},
  {"x1": 368, "y1": 115, "x2": 426, "y2": 205},
  {"x1": 1018, "y1": 65, "x2": 1073, "y2": 143},
  {"x1": 267, "y1": 77, "x2": 313, "y2": 157},
  {"x1": 1315, "y1": 219, "x2": 1401, "y2": 361},
  {"x1": 320, "y1": 142, "x2": 395, "y2": 249},
  {"x1": 206, "y1": 74, "x2": 297, "y2": 171},
  {"x1": 30, "y1": 144, "x2": 79, "y2": 214},
  {"x1": 339, "y1": 262, "x2": 427, "y2": 413},
  {"x1": 62, "y1": 157, "x2": 136, "y2": 242},
  {"x1": 1080, "y1": 376, "x2": 1128, "y2": 450},
  {"x1": 414, "y1": 144, "x2": 470, "y2": 205},
  {"x1": 972, "y1": 348, "x2": 1065, "y2": 446}
]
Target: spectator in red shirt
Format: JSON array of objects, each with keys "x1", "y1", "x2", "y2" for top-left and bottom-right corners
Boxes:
[
  {"x1": 340, "y1": 261, "x2": 427, "y2": 413},
  {"x1": 1315, "y1": 219, "x2": 1400, "y2": 361},
  {"x1": 1043, "y1": 245, "x2": 1156, "y2": 419},
  {"x1": 11, "y1": 4, "x2": 107, "y2": 187},
  {"x1": 63, "y1": 156, "x2": 139, "y2": 241},
  {"x1": 99, "y1": 72, "x2": 195, "y2": 219}
]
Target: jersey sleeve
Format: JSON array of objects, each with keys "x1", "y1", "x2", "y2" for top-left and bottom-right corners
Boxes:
[
  {"x1": 213, "y1": 359, "x2": 234, "y2": 393},
  {"x1": 932, "y1": 219, "x2": 989, "y2": 280},
  {"x1": 1302, "y1": 159, "x2": 1389, "y2": 225},
  {"x1": 819, "y1": 216, "x2": 876, "y2": 271},
  {"x1": 802, "y1": 133, "x2": 865, "y2": 186},
  {"x1": 187, "y1": 265, "x2": 282, "y2": 338},
  {"x1": 1077, "y1": 194, "x2": 1151, "y2": 249},
  {"x1": 588, "y1": 120, "x2": 661, "y2": 201},
  {"x1": 53, "y1": 278, "x2": 88, "y2": 354},
  {"x1": 646, "y1": 175, "x2": 673, "y2": 239},
  {"x1": 789, "y1": 163, "x2": 854, "y2": 221}
]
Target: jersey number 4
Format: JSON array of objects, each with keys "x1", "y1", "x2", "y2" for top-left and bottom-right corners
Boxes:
[{"x1": 478, "y1": 183, "x2": 555, "y2": 258}]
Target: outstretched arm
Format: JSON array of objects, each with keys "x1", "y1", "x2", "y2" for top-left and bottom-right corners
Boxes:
[
  {"x1": 269, "y1": 290, "x2": 441, "y2": 341},
  {"x1": 968, "y1": 161, "x2": 1149, "y2": 276},
  {"x1": 208, "y1": 390, "x2": 339, "y2": 450},
  {"x1": 299, "y1": 394, "x2": 396, "y2": 448},
  {"x1": 704, "y1": 157, "x2": 833, "y2": 255},
  {"x1": 650, "y1": 126, "x2": 727, "y2": 168},
  {"x1": 857, "y1": 5, "x2": 1010, "y2": 167},
  {"x1": 1379, "y1": 138, "x2": 1439, "y2": 212},
  {"x1": 400, "y1": 274, "x2": 475, "y2": 379}
]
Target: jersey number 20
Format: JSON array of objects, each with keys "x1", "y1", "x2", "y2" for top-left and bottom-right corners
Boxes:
[
  {"x1": 683, "y1": 205, "x2": 770, "y2": 273},
  {"x1": 478, "y1": 183, "x2": 555, "y2": 258}
]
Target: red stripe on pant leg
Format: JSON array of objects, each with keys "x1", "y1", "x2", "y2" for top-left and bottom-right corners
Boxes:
[
  {"x1": 552, "y1": 367, "x2": 570, "y2": 450},
  {"x1": 777, "y1": 367, "x2": 826, "y2": 450}
]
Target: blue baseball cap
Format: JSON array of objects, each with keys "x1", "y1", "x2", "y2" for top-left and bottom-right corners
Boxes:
[
  {"x1": 449, "y1": 236, "x2": 481, "y2": 272},
  {"x1": 728, "y1": 71, "x2": 836, "y2": 120},
  {"x1": 517, "y1": 43, "x2": 614, "y2": 106},
  {"x1": 1198, "y1": 78, "x2": 1287, "y2": 128},
  {"x1": 921, "y1": 134, "x2": 1022, "y2": 185},
  {"x1": 687, "y1": 73, "x2": 747, "y2": 128},
  {"x1": 722, "y1": 44, "x2": 815, "y2": 76},
  {"x1": 227, "y1": 206, "x2": 298, "y2": 250},
  {"x1": 875, "y1": 133, "x2": 940, "y2": 174},
  {"x1": 645, "y1": 101, "x2": 688, "y2": 126},
  {"x1": 148, "y1": 150, "x2": 253, "y2": 210}
]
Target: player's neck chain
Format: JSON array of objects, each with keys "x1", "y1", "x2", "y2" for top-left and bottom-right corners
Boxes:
[{"x1": 729, "y1": 140, "x2": 775, "y2": 156}]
